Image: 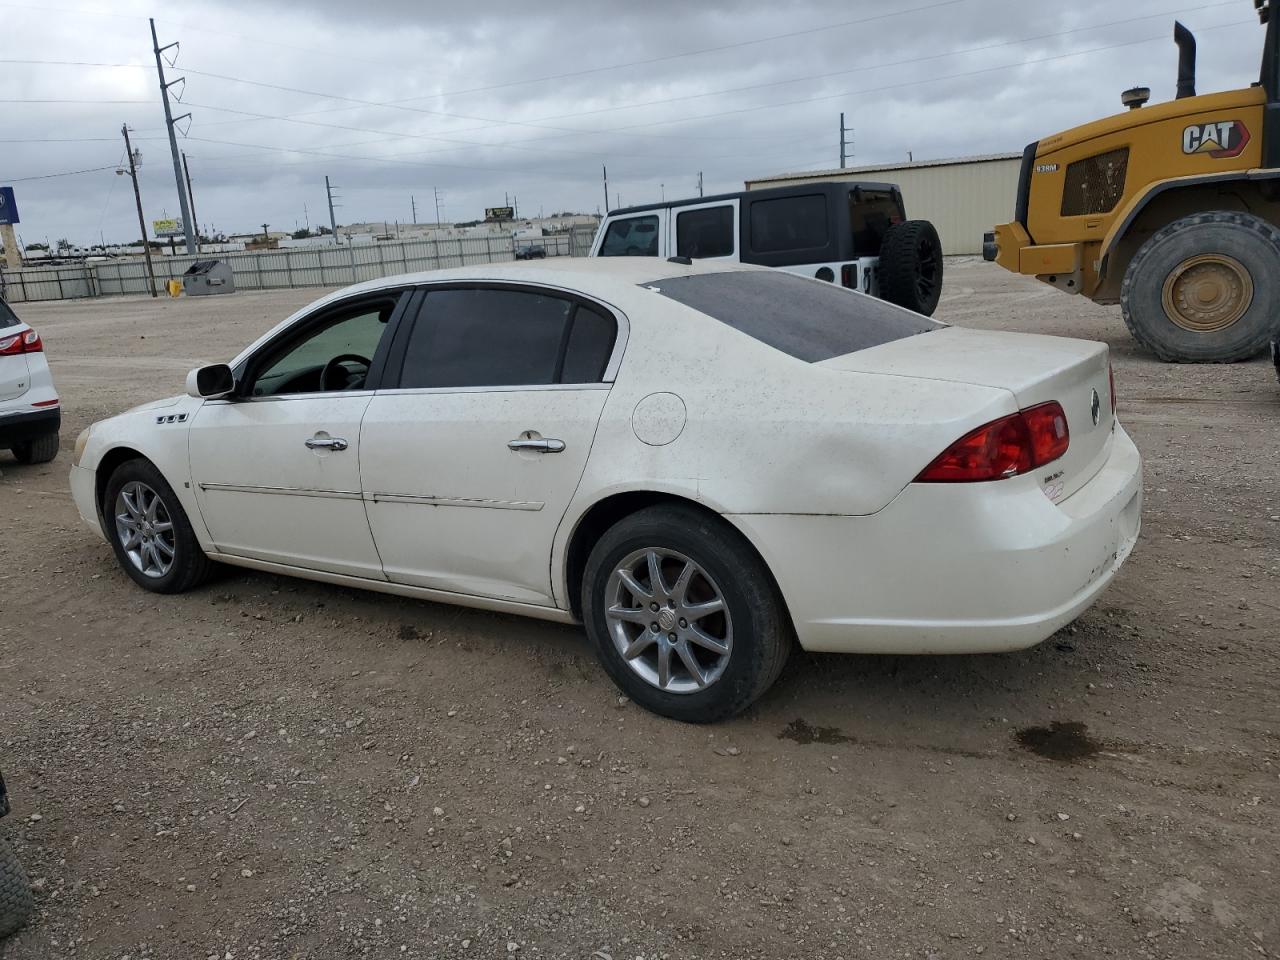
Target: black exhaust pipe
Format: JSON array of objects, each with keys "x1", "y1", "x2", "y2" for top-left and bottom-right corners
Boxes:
[{"x1": 1174, "y1": 20, "x2": 1197, "y2": 99}]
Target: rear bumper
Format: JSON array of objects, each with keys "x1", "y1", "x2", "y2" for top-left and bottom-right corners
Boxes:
[
  {"x1": 0, "y1": 406, "x2": 60, "y2": 448},
  {"x1": 729, "y1": 424, "x2": 1142, "y2": 654}
]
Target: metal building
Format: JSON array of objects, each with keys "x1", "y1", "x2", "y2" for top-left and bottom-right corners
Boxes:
[{"x1": 745, "y1": 153, "x2": 1021, "y2": 256}]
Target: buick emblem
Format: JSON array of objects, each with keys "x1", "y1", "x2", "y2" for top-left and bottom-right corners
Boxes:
[{"x1": 1089, "y1": 388, "x2": 1101, "y2": 426}]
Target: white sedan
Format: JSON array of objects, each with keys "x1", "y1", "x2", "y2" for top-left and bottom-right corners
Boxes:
[{"x1": 69, "y1": 258, "x2": 1141, "y2": 722}]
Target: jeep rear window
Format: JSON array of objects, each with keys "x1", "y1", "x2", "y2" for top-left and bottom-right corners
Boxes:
[
  {"x1": 0, "y1": 299, "x2": 18, "y2": 329},
  {"x1": 645, "y1": 270, "x2": 939, "y2": 362}
]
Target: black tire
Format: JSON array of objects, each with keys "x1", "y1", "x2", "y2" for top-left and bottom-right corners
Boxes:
[
  {"x1": 10, "y1": 432, "x2": 59, "y2": 465},
  {"x1": 581, "y1": 504, "x2": 792, "y2": 723},
  {"x1": 0, "y1": 833, "x2": 32, "y2": 940},
  {"x1": 878, "y1": 219, "x2": 944, "y2": 316},
  {"x1": 1120, "y1": 211, "x2": 1280, "y2": 362},
  {"x1": 102, "y1": 458, "x2": 215, "y2": 594}
]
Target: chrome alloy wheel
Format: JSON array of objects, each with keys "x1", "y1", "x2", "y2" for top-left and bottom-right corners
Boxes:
[
  {"x1": 114, "y1": 481, "x2": 176, "y2": 579},
  {"x1": 605, "y1": 548, "x2": 733, "y2": 694}
]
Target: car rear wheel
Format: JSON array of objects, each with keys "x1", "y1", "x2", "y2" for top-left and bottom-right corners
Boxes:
[
  {"x1": 10, "y1": 432, "x2": 59, "y2": 464},
  {"x1": 103, "y1": 458, "x2": 215, "y2": 594},
  {"x1": 582, "y1": 504, "x2": 791, "y2": 723},
  {"x1": 0, "y1": 833, "x2": 32, "y2": 939}
]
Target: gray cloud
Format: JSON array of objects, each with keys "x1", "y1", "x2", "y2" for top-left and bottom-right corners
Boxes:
[{"x1": 0, "y1": 0, "x2": 1261, "y2": 245}]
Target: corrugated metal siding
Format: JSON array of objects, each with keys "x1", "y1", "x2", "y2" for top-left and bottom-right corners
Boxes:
[{"x1": 745, "y1": 157, "x2": 1022, "y2": 255}]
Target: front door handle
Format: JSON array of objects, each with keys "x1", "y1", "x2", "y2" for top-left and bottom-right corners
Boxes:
[
  {"x1": 507, "y1": 437, "x2": 565, "y2": 453},
  {"x1": 305, "y1": 436, "x2": 349, "y2": 451}
]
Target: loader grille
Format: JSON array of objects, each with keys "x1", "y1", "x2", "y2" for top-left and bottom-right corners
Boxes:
[{"x1": 1060, "y1": 148, "x2": 1129, "y2": 217}]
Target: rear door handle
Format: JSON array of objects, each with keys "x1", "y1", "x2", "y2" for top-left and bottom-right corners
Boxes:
[
  {"x1": 507, "y1": 438, "x2": 565, "y2": 453},
  {"x1": 305, "y1": 436, "x2": 349, "y2": 451}
]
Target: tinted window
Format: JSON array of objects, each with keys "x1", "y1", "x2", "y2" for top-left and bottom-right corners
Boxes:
[
  {"x1": 647, "y1": 270, "x2": 939, "y2": 362},
  {"x1": 599, "y1": 216, "x2": 659, "y2": 257},
  {"x1": 676, "y1": 205, "x2": 734, "y2": 258},
  {"x1": 562, "y1": 306, "x2": 617, "y2": 383},
  {"x1": 400, "y1": 288, "x2": 573, "y2": 388},
  {"x1": 251, "y1": 301, "x2": 395, "y2": 396},
  {"x1": 0, "y1": 299, "x2": 18, "y2": 329},
  {"x1": 748, "y1": 195, "x2": 827, "y2": 254},
  {"x1": 849, "y1": 189, "x2": 903, "y2": 257}
]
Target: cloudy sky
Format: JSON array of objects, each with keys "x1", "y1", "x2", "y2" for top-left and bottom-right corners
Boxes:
[{"x1": 0, "y1": 0, "x2": 1261, "y2": 246}]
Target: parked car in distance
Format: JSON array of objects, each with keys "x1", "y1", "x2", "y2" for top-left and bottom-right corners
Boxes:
[
  {"x1": 0, "y1": 298, "x2": 60, "y2": 464},
  {"x1": 590, "y1": 180, "x2": 945, "y2": 316},
  {"x1": 69, "y1": 259, "x2": 1141, "y2": 722},
  {"x1": 515, "y1": 244, "x2": 547, "y2": 260},
  {"x1": 0, "y1": 769, "x2": 33, "y2": 939}
]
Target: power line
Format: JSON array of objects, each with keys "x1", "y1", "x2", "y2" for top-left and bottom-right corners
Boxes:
[
  {"x1": 0, "y1": 98, "x2": 153, "y2": 104},
  {"x1": 6, "y1": 163, "x2": 119, "y2": 182}
]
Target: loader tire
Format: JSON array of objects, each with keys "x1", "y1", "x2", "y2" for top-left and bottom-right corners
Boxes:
[
  {"x1": 0, "y1": 833, "x2": 32, "y2": 939},
  {"x1": 879, "y1": 219, "x2": 944, "y2": 316},
  {"x1": 1120, "y1": 211, "x2": 1280, "y2": 362}
]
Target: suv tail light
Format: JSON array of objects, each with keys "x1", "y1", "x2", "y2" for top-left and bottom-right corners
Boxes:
[
  {"x1": 915, "y1": 401, "x2": 1070, "y2": 483},
  {"x1": 840, "y1": 264, "x2": 855, "y2": 289},
  {"x1": 0, "y1": 329, "x2": 43, "y2": 356}
]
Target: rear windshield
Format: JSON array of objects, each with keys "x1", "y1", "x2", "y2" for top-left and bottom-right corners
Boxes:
[
  {"x1": 645, "y1": 270, "x2": 939, "y2": 362},
  {"x1": 0, "y1": 299, "x2": 18, "y2": 329}
]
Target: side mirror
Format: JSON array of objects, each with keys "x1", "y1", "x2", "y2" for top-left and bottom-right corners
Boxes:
[{"x1": 186, "y1": 363, "x2": 236, "y2": 399}]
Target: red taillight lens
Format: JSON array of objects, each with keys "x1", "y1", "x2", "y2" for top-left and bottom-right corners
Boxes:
[
  {"x1": 0, "y1": 329, "x2": 42, "y2": 355},
  {"x1": 916, "y1": 401, "x2": 1070, "y2": 483},
  {"x1": 1022, "y1": 401, "x2": 1070, "y2": 466},
  {"x1": 840, "y1": 264, "x2": 855, "y2": 289}
]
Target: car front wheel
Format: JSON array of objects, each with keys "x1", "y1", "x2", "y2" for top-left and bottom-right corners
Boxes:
[
  {"x1": 582, "y1": 504, "x2": 791, "y2": 723},
  {"x1": 103, "y1": 458, "x2": 214, "y2": 593}
]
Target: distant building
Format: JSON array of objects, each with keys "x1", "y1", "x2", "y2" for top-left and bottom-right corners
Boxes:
[{"x1": 745, "y1": 154, "x2": 1021, "y2": 256}]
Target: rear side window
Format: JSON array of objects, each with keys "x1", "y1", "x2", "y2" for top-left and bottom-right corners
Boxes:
[
  {"x1": 598, "y1": 216, "x2": 659, "y2": 257},
  {"x1": 0, "y1": 300, "x2": 18, "y2": 329},
  {"x1": 748, "y1": 195, "x2": 827, "y2": 254},
  {"x1": 676, "y1": 205, "x2": 734, "y2": 258},
  {"x1": 646, "y1": 270, "x2": 939, "y2": 362},
  {"x1": 398, "y1": 288, "x2": 617, "y2": 388}
]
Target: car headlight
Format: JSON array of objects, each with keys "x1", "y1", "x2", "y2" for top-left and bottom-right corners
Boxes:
[{"x1": 72, "y1": 426, "x2": 92, "y2": 466}]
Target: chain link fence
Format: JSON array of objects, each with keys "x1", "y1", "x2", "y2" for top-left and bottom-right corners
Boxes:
[{"x1": 1, "y1": 224, "x2": 601, "y2": 304}]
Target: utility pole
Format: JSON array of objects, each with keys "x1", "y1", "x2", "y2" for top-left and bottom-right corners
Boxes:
[
  {"x1": 119, "y1": 124, "x2": 157, "y2": 298},
  {"x1": 697, "y1": 171, "x2": 704, "y2": 197},
  {"x1": 660, "y1": 183, "x2": 665, "y2": 202},
  {"x1": 602, "y1": 165, "x2": 609, "y2": 213},
  {"x1": 513, "y1": 195, "x2": 518, "y2": 218},
  {"x1": 432, "y1": 186, "x2": 442, "y2": 226},
  {"x1": 150, "y1": 18, "x2": 196, "y2": 255},
  {"x1": 410, "y1": 195, "x2": 417, "y2": 224},
  {"x1": 181, "y1": 151, "x2": 199, "y2": 252},
  {"x1": 325, "y1": 175, "x2": 340, "y2": 244}
]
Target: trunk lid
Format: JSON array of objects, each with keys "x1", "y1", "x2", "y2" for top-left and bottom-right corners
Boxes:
[{"x1": 821, "y1": 327, "x2": 1114, "y2": 502}]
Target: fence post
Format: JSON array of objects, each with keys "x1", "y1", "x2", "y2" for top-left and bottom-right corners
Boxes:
[{"x1": 348, "y1": 245, "x2": 356, "y2": 284}]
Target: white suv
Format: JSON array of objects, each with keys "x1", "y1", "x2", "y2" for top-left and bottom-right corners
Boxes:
[{"x1": 0, "y1": 299, "x2": 60, "y2": 464}]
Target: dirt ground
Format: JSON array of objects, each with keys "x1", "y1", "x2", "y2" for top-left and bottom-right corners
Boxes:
[{"x1": 1, "y1": 259, "x2": 1278, "y2": 960}]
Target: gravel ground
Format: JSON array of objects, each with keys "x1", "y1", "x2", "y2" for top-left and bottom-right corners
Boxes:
[{"x1": 1, "y1": 258, "x2": 1278, "y2": 960}]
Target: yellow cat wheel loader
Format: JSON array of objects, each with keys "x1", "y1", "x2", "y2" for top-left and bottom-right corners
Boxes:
[{"x1": 985, "y1": 1, "x2": 1280, "y2": 362}]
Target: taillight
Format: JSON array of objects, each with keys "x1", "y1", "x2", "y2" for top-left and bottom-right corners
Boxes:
[
  {"x1": 1108, "y1": 361, "x2": 1116, "y2": 414},
  {"x1": 916, "y1": 401, "x2": 1070, "y2": 483},
  {"x1": 840, "y1": 264, "x2": 855, "y2": 289},
  {"x1": 0, "y1": 329, "x2": 42, "y2": 356}
]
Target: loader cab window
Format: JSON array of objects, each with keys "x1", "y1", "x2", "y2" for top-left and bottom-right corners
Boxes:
[
  {"x1": 849, "y1": 189, "x2": 903, "y2": 257},
  {"x1": 599, "y1": 216, "x2": 659, "y2": 257}
]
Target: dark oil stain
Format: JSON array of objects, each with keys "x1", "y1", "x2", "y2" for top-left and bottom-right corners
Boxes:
[
  {"x1": 778, "y1": 718, "x2": 855, "y2": 745},
  {"x1": 397, "y1": 624, "x2": 422, "y2": 641},
  {"x1": 1015, "y1": 721, "x2": 1102, "y2": 763}
]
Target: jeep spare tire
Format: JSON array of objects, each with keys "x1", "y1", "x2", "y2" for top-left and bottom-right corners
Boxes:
[{"x1": 879, "y1": 219, "x2": 944, "y2": 316}]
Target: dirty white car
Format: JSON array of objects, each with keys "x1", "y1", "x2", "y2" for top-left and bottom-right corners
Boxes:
[
  {"x1": 0, "y1": 299, "x2": 60, "y2": 464},
  {"x1": 70, "y1": 259, "x2": 1141, "y2": 722}
]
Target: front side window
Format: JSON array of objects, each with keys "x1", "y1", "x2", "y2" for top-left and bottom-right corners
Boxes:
[
  {"x1": 249, "y1": 299, "x2": 396, "y2": 396},
  {"x1": 598, "y1": 216, "x2": 659, "y2": 257},
  {"x1": 748, "y1": 194, "x2": 828, "y2": 254},
  {"x1": 676, "y1": 206, "x2": 735, "y2": 258},
  {"x1": 398, "y1": 288, "x2": 617, "y2": 389}
]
